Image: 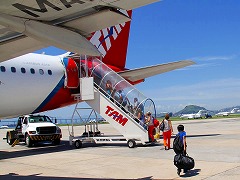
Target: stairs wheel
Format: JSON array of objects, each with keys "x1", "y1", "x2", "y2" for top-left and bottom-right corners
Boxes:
[
  {"x1": 127, "y1": 139, "x2": 136, "y2": 148},
  {"x1": 74, "y1": 140, "x2": 82, "y2": 149}
]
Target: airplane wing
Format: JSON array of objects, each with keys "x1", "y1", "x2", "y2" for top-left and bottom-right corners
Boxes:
[
  {"x1": 0, "y1": 0, "x2": 159, "y2": 63},
  {"x1": 118, "y1": 60, "x2": 195, "y2": 82}
]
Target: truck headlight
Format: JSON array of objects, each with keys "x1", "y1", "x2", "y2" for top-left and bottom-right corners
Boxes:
[
  {"x1": 56, "y1": 127, "x2": 61, "y2": 134},
  {"x1": 29, "y1": 131, "x2": 36, "y2": 134}
]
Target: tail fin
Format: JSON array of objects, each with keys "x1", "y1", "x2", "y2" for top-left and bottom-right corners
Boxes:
[{"x1": 88, "y1": 10, "x2": 132, "y2": 70}]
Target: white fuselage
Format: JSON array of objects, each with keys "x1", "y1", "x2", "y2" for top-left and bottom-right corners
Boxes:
[
  {"x1": 216, "y1": 108, "x2": 240, "y2": 116},
  {"x1": 180, "y1": 110, "x2": 207, "y2": 119},
  {"x1": 0, "y1": 53, "x2": 65, "y2": 118}
]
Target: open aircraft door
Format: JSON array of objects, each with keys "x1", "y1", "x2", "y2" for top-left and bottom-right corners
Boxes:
[{"x1": 63, "y1": 58, "x2": 79, "y2": 88}]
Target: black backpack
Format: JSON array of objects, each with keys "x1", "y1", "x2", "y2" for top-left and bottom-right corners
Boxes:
[
  {"x1": 173, "y1": 133, "x2": 184, "y2": 154},
  {"x1": 159, "y1": 120, "x2": 165, "y2": 131}
]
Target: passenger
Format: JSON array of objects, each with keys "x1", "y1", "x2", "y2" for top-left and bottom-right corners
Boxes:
[
  {"x1": 118, "y1": 90, "x2": 128, "y2": 107},
  {"x1": 135, "y1": 107, "x2": 144, "y2": 125},
  {"x1": 105, "y1": 80, "x2": 113, "y2": 96},
  {"x1": 162, "y1": 113, "x2": 173, "y2": 150},
  {"x1": 127, "y1": 104, "x2": 134, "y2": 115},
  {"x1": 145, "y1": 111, "x2": 155, "y2": 142},
  {"x1": 176, "y1": 124, "x2": 188, "y2": 176},
  {"x1": 153, "y1": 118, "x2": 160, "y2": 139},
  {"x1": 133, "y1": 98, "x2": 144, "y2": 113},
  {"x1": 92, "y1": 69, "x2": 102, "y2": 87},
  {"x1": 80, "y1": 66, "x2": 86, "y2": 78},
  {"x1": 133, "y1": 98, "x2": 139, "y2": 110},
  {"x1": 105, "y1": 80, "x2": 117, "y2": 103},
  {"x1": 115, "y1": 89, "x2": 127, "y2": 113}
]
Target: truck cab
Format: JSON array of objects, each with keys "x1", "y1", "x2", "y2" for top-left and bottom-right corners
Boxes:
[{"x1": 6, "y1": 114, "x2": 62, "y2": 147}]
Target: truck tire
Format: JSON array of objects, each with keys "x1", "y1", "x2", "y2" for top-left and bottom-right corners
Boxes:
[
  {"x1": 53, "y1": 138, "x2": 61, "y2": 145},
  {"x1": 6, "y1": 132, "x2": 15, "y2": 145},
  {"x1": 25, "y1": 134, "x2": 33, "y2": 147}
]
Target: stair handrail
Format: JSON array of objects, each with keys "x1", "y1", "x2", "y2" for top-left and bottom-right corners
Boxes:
[
  {"x1": 93, "y1": 82, "x2": 147, "y2": 130},
  {"x1": 81, "y1": 57, "x2": 156, "y2": 126}
]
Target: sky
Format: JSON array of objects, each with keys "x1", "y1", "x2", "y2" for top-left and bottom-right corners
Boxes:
[{"x1": 36, "y1": 0, "x2": 240, "y2": 118}]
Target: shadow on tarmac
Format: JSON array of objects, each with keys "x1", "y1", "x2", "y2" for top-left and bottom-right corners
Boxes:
[
  {"x1": 0, "y1": 140, "x2": 162, "y2": 160},
  {"x1": 187, "y1": 134, "x2": 221, "y2": 138},
  {"x1": 0, "y1": 134, "x2": 219, "y2": 160},
  {"x1": 1, "y1": 134, "x2": 219, "y2": 160},
  {"x1": 0, "y1": 173, "x2": 154, "y2": 180},
  {"x1": 179, "y1": 169, "x2": 201, "y2": 178},
  {"x1": 0, "y1": 140, "x2": 72, "y2": 160},
  {"x1": 170, "y1": 133, "x2": 221, "y2": 139}
]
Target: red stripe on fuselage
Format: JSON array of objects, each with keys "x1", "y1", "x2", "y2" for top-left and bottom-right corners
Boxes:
[{"x1": 39, "y1": 86, "x2": 77, "y2": 112}]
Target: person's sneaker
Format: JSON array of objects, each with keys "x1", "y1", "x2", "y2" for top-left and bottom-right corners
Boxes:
[{"x1": 177, "y1": 169, "x2": 181, "y2": 176}]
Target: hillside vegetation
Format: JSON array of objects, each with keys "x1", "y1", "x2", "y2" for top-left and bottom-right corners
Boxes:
[{"x1": 174, "y1": 105, "x2": 206, "y2": 116}]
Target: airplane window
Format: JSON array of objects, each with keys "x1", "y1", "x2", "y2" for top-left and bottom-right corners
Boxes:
[
  {"x1": 0, "y1": 66, "x2": 6, "y2": 72},
  {"x1": 21, "y1": 67, "x2": 26, "y2": 73},
  {"x1": 11, "y1": 67, "x2": 16, "y2": 73},
  {"x1": 30, "y1": 68, "x2": 35, "y2": 74},
  {"x1": 48, "y1": 70, "x2": 52, "y2": 75},
  {"x1": 39, "y1": 69, "x2": 44, "y2": 75}
]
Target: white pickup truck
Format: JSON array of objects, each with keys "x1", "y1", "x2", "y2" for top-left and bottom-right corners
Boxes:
[{"x1": 6, "y1": 114, "x2": 62, "y2": 147}]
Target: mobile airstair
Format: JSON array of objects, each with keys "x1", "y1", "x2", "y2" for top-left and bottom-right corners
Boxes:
[{"x1": 68, "y1": 56, "x2": 158, "y2": 148}]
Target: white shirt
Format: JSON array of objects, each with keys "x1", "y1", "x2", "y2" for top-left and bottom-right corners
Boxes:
[{"x1": 163, "y1": 119, "x2": 171, "y2": 132}]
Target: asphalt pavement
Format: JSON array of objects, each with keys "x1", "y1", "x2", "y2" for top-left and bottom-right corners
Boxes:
[{"x1": 0, "y1": 118, "x2": 239, "y2": 179}]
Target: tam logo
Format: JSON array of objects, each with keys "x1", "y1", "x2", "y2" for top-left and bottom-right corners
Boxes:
[
  {"x1": 90, "y1": 10, "x2": 129, "y2": 57},
  {"x1": 105, "y1": 106, "x2": 128, "y2": 126}
]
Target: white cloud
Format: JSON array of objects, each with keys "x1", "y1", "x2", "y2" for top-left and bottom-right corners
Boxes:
[
  {"x1": 146, "y1": 78, "x2": 240, "y2": 112},
  {"x1": 177, "y1": 55, "x2": 237, "y2": 71},
  {"x1": 177, "y1": 63, "x2": 217, "y2": 71},
  {"x1": 193, "y1": 55, "x2": 236, "y2": 61}
]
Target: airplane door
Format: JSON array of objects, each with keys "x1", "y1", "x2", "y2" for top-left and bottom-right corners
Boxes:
[{"x1": 65, "y1": 58, "x2": 79, "y2": 88}]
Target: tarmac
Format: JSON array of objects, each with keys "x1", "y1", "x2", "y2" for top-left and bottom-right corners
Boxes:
[{"x1": 0, "y1": 117, "x2": 240, "y2": 179}]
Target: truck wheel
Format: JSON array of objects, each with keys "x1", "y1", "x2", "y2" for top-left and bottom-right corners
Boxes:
[
  {"x1": 25, "y1": 134, "x2": 33, "y2": 147},
  {"x1": 127, "y1": 139, "x2": 136, "y2": 148},
  {"x1": 74, "y1": 140, "x2": 82, "y2": 149},
  {"x1": 54, "y1": 139, "x2": 61, "y2": 145},
  {"x1": 6, "y1": 132, "x2": 15, "y2": 145}
]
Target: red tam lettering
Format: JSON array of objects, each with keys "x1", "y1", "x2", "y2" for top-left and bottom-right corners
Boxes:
[
  {"x1": 105, "y1": 106, "x2": 128, "y2": 126},
  {"x1": 116, "y1": 114, "x2": 128, "y2": 126},
  {"x1": 105, "y1": 106, "x2": 114, "y2": 115},
  {"x1": 109, "y1": 111, "x2": 119, "y2": 120}
]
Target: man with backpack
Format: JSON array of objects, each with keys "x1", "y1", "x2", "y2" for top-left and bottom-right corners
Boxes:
[
  {"x1": 174, "y1": 124, "x2": 187, "y2": 155},
  {"x1": 173, "y1": 124, "x2": 194, "y2": 176}
]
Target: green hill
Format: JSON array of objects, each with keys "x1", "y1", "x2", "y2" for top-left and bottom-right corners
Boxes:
[{"x1": 174, "y1": 105, "x2": 206, "y2": 116}]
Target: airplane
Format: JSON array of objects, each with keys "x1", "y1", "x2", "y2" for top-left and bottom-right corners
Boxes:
[
  {"x1": 215, "y1": 108, "x2": 240, "y2": 116},
  {"x1": 180, "y1": 110, "x2": 207, "y2": 119},
  {"x1": 0, "y1": 0, "x2": 195, "y2": 119}
]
